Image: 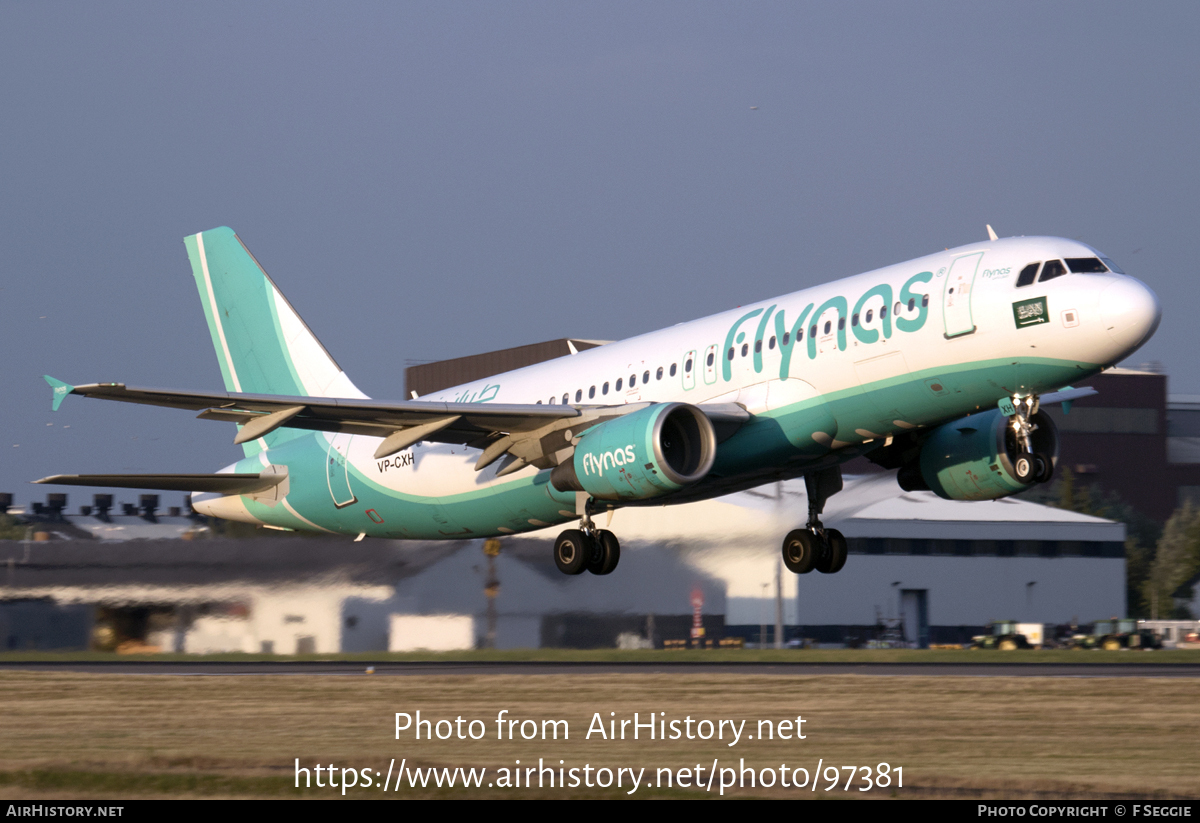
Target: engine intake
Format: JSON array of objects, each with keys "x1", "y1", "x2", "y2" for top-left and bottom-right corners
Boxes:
[
  {"x1": 900, "y1": 408, "x2": 1058, "y2": 501},
  {"x1": 550, "y1": 402, "x2": 716, "y2": 500}
]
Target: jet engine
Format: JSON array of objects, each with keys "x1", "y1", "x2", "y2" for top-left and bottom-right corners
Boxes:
[
  {"x1": 898, "y1": 408, "x2": 1058, "y2": 501},
  {"x1": 550, "y1": 402, "x2": 717, "y2": 500}
]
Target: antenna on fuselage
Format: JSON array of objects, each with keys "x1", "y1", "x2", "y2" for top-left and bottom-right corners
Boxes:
[{"x1": 986, "y1": 224, "x2": 999, "y2": 242}]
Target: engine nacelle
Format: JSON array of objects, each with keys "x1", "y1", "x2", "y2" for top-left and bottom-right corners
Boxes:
[
  {"x1": 550, "y1": 403, "x2": 717, "y2": 500},
  {"x1": 899, "y1": 408, "x2": 1058, "y2": 501}
]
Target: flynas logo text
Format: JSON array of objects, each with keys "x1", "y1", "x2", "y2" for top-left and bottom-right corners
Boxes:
[{"x1": 582, "y1": 446, "x2": 637, "y2": 476}]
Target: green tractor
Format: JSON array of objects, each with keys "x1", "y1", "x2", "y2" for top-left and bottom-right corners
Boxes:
[
  {"x1": 1074, "y1": 619, "x2": 1162, "y2": 650},
  {"x1": 970, "y1": 621, "x2": 1035, "y2": 650}
]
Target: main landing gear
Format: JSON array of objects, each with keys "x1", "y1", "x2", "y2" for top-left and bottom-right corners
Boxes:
[
  {"x1": 782, "y1": 467, "x2": 848, "y2": 575},
  {"x1": 1009, "y1": 395, "x2": 1054, "y2": 485},
  {"x1": 554, "y1": 498, "x2": 620, "y2": 576}
]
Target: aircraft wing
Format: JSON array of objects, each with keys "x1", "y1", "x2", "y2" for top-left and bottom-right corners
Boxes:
[
  {"x1": 45, "y1": 378, "x2": 750, "y2": 475},
  {"x1": 1039, "y1": 386, "x2": 1098, "y2": 407}
]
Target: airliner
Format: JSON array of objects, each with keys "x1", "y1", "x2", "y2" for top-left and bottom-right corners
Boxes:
[{"x1": 38, "y1": 226, "x2": 1160, "y2": 578}]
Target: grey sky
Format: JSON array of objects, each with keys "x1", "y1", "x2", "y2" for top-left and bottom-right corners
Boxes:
[{"x1": 2, "y1": 2, "x2": 1197, "y2": 505}]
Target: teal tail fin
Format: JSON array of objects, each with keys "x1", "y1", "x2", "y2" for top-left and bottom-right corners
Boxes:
[{"x1": 184, "y1": 227, "x2": 367, "y2": 455}]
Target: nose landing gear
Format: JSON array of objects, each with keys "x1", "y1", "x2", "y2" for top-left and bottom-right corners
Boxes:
[
  {"x1": 1010, "y1": 395, "x2": 1054, "y2": 485},
  {"x1": 553, "y1": 497, "x2": 621, "y2": 576},
  {"x1": 782, "y1": 467, "x2": 848, "y2": 575}
]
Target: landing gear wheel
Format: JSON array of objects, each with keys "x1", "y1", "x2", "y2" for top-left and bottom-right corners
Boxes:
[
  {"x1": 1034, "y1": 452, "x2": 1054, "y2": 484},
  {"x1": 998, "y1": 639, "x2": 1018, "y2": 651},
  {"x1": 1013, "y1": 454, "x2": 1036, "y2": 483},
  {"x1": 782, "y1": 529, "x2": 818, "y2": 574},
  {"x1": 587, "y1": 530, "x2": 621, "y2": 575},
  {"x1": 553, "y1": 530, "x2": 588, "y2": 576},
  {"x1": 817, "y1": 528, "x2": 848, "y2": 574}
]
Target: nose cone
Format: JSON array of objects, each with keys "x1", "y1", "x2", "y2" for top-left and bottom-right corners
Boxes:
[{"x1": 1099, "y1": 276, "x2": 1161, "y2": 355}]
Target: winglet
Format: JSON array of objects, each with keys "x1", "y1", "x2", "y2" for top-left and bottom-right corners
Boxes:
[
  {"x1": 986, "y1": 224, "x2": 999, "y2": 242},
  {"x1": 43, "y1": 376, "x2": 75, "y2": 412}
]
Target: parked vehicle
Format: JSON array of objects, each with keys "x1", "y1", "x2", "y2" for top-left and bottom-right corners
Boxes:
[
  {"x1": 1071, "y1": 619, "x2": 1162, "y2": 650},
  {"x1": 970, "y1": 621, "x2": 1038, "y2": 650}
]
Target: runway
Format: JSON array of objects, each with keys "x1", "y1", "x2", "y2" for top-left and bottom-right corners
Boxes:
[{"x1": 3, "y1": 660, "x2": 1199, "y2": 677}]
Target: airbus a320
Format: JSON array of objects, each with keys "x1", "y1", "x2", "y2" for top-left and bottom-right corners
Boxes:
[{"x1": 39, "y1": 226, "x2": 1160, "y2": 578}]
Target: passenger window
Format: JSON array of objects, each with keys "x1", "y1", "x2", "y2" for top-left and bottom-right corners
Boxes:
[
  {"x1": 602, "y1": 382, "x2": 609, "y2": 395},
  {"x1": 588, "y1": 386, "x2": 595, "y2": 399},
  {"x1": 682, "y1": 360, "x2": 689, "y2": 374},
  {"x1": 562, "y1": 393, "x2": 568, "y2": 404},
  {"x1": 536, "y1": 399, "x2": 542, "y2": 404},
  {"x1": 727, "y1": 347, "x2": 735, "y2": 361},
  {"x1": 810, "y1": 325, "x2": 817, "y2": 338},
  {"x1": 740, "y1": 344, "x2": 748, "y2": 357},
  {"x1": 1016, "y1": 263, "x2": 1039, "y2": 287},
  {"x1": 907, "y1": 298, "x2": 915, "y2": 311},
  {"x1": 643, "y1": 370, "x2": 650, "y2": 383},
  {"x1": 837, "y1": 318, "x2": 845, "y2": 331},
  {"x1": 893, "y1": 302, "x2": 901, "y2": 315},
  {"x1": 629, "y1": 373, "x2": 636, "y2": 386},
  {"x1": 1039, "y1": 260, "x2": 1067, "y2": 282},
  {"x1": 866, "y1": 309, "x2": 873, "y2": 323},
  {"x1": 575, "y1": 390, "x2": 582, "y2": 403},
  {"x1": 616, "y1": 378, "x2": 623, "y2": 391},
  {"x1": 921, "y1": 294, "x2": 929, "y2": 307},
  {"x1": 881, "y1": 305, "x2": 887, "y2": 319},
  {"x1": 823, "y1": 321, "x2": 831, "y2": 335},
  {"x1": 782, "y1": 332, "x2": 790, "y2": 346},
  {"x1": 851, "y1": 314, "x2": 859, "y2": 327},
  {"x1": 673, "y1": 363, "x2": 680, "y2": 376},
  {"x1": 656, "y1": 367, "x2": 663, "y2": 380},
  {"x1": 706, "y1": 352, "x2": 714, "y2": 367},
  {"x1": 754, "y1": 340, "x2": 762, "y2": 353},
  {"x1": 1066, "y1": 257, "x2": 1108, "y2": 274},
  {"x1": 769, "y1": 336, "x2": 776, "y2": 349}
]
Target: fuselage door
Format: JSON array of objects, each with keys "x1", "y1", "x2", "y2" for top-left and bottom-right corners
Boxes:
[
  {"x1": 853, "y1": 350, "x2": 915, "y2": 433},
  {"x1": 943, "y1": 251, "x2": 983, "y2": 338},
  {"x1": 624, "y1": 364, "x2": 643, "y2": 403},
  {"x1": 816, "y1": 309, "x2": 839, "y2": 355},
  {"x1": 682, "y1": 349, "x2": 697, "y2": 391},
  {"x1": 326, "y1": 433, "x2": 357, "y2": 509},
  {"x1": 702, "y1": 344, "x2": 718, "y2": 385}
]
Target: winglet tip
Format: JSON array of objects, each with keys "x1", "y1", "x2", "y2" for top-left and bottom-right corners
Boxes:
[{"x1": 43, "y1": 376, "x2": 74, "y2": 412}]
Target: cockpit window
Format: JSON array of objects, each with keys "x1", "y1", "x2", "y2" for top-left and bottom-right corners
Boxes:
[
  {"x1": 1016, "y1": 263, "x2": 1039, "y2": 287},
  {"x1": 1100, "y1": 256, "x2": 1125, "y2": 274},
  {"x1": 1065, "y1": 257, "x2": 1109, "y2": 274},
  {"x1": 1039, "y1": 259, "x2": 1067, "y2": 282}
]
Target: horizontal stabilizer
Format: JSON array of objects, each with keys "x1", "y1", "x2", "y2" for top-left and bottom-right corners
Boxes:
[{"x1": 33, "y1": 473, "x2": 286, "y2": 494}]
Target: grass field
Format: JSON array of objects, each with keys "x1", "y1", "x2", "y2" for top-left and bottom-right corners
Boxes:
[{"x1": 1, "y1": 668, "x2": 1198, "y2": 799}]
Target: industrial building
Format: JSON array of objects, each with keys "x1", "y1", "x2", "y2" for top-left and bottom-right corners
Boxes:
[{"x1": 0, "y1": 474, "x2": 1124, "y2": 651}]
